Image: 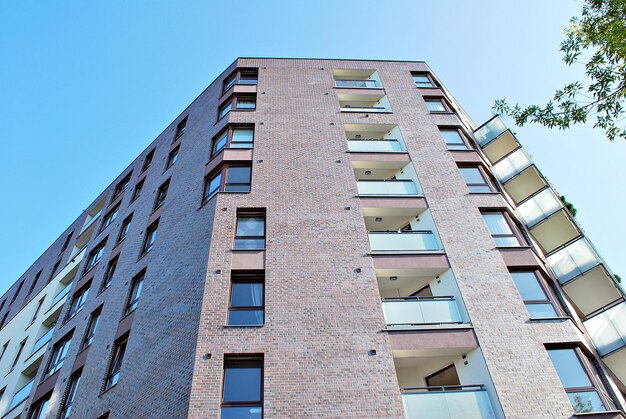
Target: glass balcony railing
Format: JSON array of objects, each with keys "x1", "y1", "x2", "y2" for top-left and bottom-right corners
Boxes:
[
  {"x1": 402, "y1": 385, "x2": 497, "y2": 419},
  {"x1": 31, "y1": 327, "x2": 55, "y2": 355},
  {"x1": 335, "y1": 79, "x2": 380, "y2": 88},
  {"x1": 517, "y1": 188, "x2": 562, "y2": 227},
  {"x1": 357, "y1": 180, "x2": 421, "y2": 196},
  {"x1": 340, "y1": 105, "x2": 389, "y2": 113},
  {"x1": 80, "y1": 210, "x2": 101, "y2": 234},
  {"x1": 547, "y1": 239, "x2": 601, "y2": 284},
  {"x1": 473, "y1": 116, "x2": 508, "y2": 147},
  {"x1": 7, "y1": 379, "x2": 34, "y2": 413},
  {"x1": 382, "y1": 296, "x2": 462, "y2": 326},
  {"x1": 347, "y1": 139, "x2": 405, "y2": 152},
  {"x1": 492, "y1": 148, "x2": 533, "y2": 183},
  {"x1": 584, "y1": 301, "x2": 626, "y2": 357},
  {"x1": 369, "y1": 231, "x2": 440, "y2": 252},
  {"x1": 51, "y1": 281, "x2": 73, "y2": 307}
]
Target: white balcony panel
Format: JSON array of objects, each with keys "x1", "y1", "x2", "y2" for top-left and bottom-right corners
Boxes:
[
  {"x1": 347, "y1": 139, "x2": 405, "y2": 152},
  {"x1": 518, "y1": 188, "x2": 562, "y2": 227},
  {"x1": 474, "y1": 116, "x2": 508, "y2": 147},
  {"x1": 492, "y1": 148, "x2": 533, "y2": 183},
  {"x1": 383, "y1": 298, "x2": 462, "y2": 326},
  {"x1": 529, "y1": 209, "x2": 580, "y2": 255},
  {"x1": 402, "y1": 388, "x2": 496, "y2": 419},
  {"x1": 501, "y1": 166, "x2": 546, "y2": 204},
  {"x1": 584, "y1": 301, "x2": 626, "y2": 357},
  {"x1": 369, "y1": 232, "x2": 440, "y2": 252},
  {"x1": 357, "y1": 180, "x2": 421, "y2": 196},
  {"x1": 547, "y1": 239, "x2": 602, "y2": 284}
]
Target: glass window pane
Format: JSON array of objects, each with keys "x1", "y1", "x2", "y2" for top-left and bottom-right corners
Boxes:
[
  {"x1": 460, "y1": 168, "x2": 486, "y2": 185},
  {"x1": 440, "y1": 129, "x2": 464, "y2": 145},
  {"x1": 223, "y1": 366, "x2": 261, "y2": 402},
  {"x1": 228, "y1": 310, "x2": 264, "y2": 326},
  {"x1": 236, "y1": 217, "x2": 264, "y2": 237},
  {"x1": 482, "y1": 213, "x2": 513, "y2": 235},
  {"x1": 220, "y1": 102, "x2": 232, "y2": 118},
  {"x1": 567, "y1": 391, "x2": 606, "y2": 413},
  {"x1": 527, "y1": 303, "x2": 558, "y2": 318},
  {"x1": 548, "y1": 349, "x2": 592, "y2": 388},
  {"x1": 234, "y1": 238, "x2": 265, "y2": 249},
  {"x1": 494, "y1": 236, "x2": 520, "y2": 247},
  {"x1": 511, "y1": 272, "x2": 547, "y2": 300},
  {"x1": 231, "y1": 283, "x2": 263, "y2": 307},
  {"x1": 232, "y1": 129, "x2": 254, "y2": 143},
  {"x1": 221, "y1": 406, "x2": 262, "y2": 419},
  {"x1": 227, "y1": 167, "x2": 251, "y2": 184},
  {"x1": 426, "y1": 100, "x2": 446, "y2": 112},
  {"x1": 468, "y1": 185, "x2": 492, "y2": 193},
  {"x1": 213, "y1": 132, "x2": 228, "y2": 154},
  {"x1": 236, "y1": 99, "x2": 256, "y2": 109},
  {"x1": 224, "y1": 184, "x2": 251, "y2": 192}
]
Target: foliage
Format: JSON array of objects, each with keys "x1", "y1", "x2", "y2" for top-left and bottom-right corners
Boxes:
[
  {"x1": 495, "y1": 0, "x2": 626, "y2": 140},
  {"x1": 615, "y1": 274, "x2": 622, "y2": 283},
  {"x1": 572, "y1": 394, "x2": 595, "y2": 413},
  {"x1": 560, "y1": 195, "x2": 578, "y2": 216}
]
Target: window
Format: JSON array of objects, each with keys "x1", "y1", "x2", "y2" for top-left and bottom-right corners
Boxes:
[
  {"x1": 203, "y1": 171, "x2": 223, "y2": 203},
  {"x1": 225, "y1": 165, "x2": 252, "y2": 192},
  {"x1": 48, "y1": 260, "x2": 61, "y2": 283},
  {"x1": 412, "y1": 72, "x2": 435, "y2": 88},
  {"x1": 223, "y1": 73, "x2": 237, "y2": 93},
  {"x1": 45, "y1": 333, "x2": 72, "y2": 378},
  {"x1": 154, "y1": 180, "x2": 170, "y2": 210},
  {"x1": 547, "y1": 348, "x2": 607, "y2": 413},
  {"x1": 100, "y1": 205, "x2": 119, "y2": 232},
  {"x1": 59, "y1": 369, "x2": 81, "y2": 419},
  {"x1": 511, "y1": 272, "x2": 558, "y2": 318},
  {"x1": 141, "y1": 149, "x2": 155, "y2": 173},
  {"x1": 459, "y1": 166, "x2": 492, "y2": 193},
  {"x1": 60, "y1": 231, "x2": 73, "y2": 254},
  {"x1": 0, "y1": 341, "x2": 9, "y2": 362},
  {"x1": 425, "y1": 98, "x2": 448, "y2": 113},
  {"x1": 221, "y1": 356, "x2": 263, "y2": 418},
  {"x1": 219, "y1": 100, "x2": 233, "y2": 119},
  {"x1": 141, "y1": 221, "x2": 159, "y2": 256},
  {"x1": 66, "y1": 285, "x2": 90, "y2": 321},
  {"x1": 174, "y1": 116, "x2": 187, "y2": 140},
  {"x1": 131, "y1": 179, "x2": 144, "y2": 202},
  {"x1": 228, "y1": 272, "x2": 264, "y2": 326},
  {"x1": 10, "y1": 339, "x2": 26, "y2": 371},
  {"x1": 439, "y1": 128, "x2": 470, "y2": 150},
  {"x1": 29, "y1": 298, "x2": 45, "y2": 326},
  {"x1": 223, "y1": 68, "x2": 258, "y2": 93},
  {"x1": 85, "y1": 240, "x2": 107, "y2": 272},
  {"x1": 211, "y1": 125, "x2": 255, "y2": 157},
  {"x1": 236, "y1": 96, "x2": 256, "y2": 110},
  {"x1": 28, "y1": 394, "x2": 51, "y2": 419},
  {"x1": 482, "y1": 212, "x2": 521, "y2": 247},
  {"x1": 234, "y1": 212, "x2": 266, "y2": 250},
  {"x1": 101, "y1": 256, "x2": 118, "y2": 290},
  {"x1": 105, "y1": 335, "x2": 128, "y2": 390},
  {"x1": 166, "y1": 146, "x2": 179, "y2": 169},
  {"x1": 10, "y1": 281, "x2": 24, "y2": 304},
  {"x1": 28, "y1": 270, "x2": 43, "y2": 296},
  {"x1": 118, "y1": 214, "x2": 132, "y2": 242},
  {"x1": 125, "y1": 271, "x2": 145, "y2": 314},
  {"x1": 113, "y1": 173, "x2": 132, "y2": 199},
  {"x1": 81, "y1": 307, "x2": 102, "y2": 349}
]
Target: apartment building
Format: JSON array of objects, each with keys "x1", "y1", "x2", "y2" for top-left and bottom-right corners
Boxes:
[{"x1": 0, "y1": 58, "x2": 624, "y2": 418}]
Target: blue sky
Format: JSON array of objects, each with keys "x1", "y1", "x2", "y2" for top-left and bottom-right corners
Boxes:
[{"x1": 1, "y1": 0, "x2": 624, "y2": 294}]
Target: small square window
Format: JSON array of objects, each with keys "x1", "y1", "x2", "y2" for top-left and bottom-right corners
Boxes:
[
  {"x1": 439, "y1": 128, "x2": 470, "y2": 150},
  {"x1": 225, "y1": 166, "x2": 252, "y2": 192},
  {"x1": 203, "y1": 171, "x2": 223, "y2": 203},
  {"x1": 231, "y1": 128, "x2": 254, "y2": 149},
  {"x1": 481, "y1": 212, "x2": 521, "y2": 247},
  {"x1": 459, "y1": 167, "x2": 492, "y2": 193},
  {"x1": 412, "y1": 73, "x2": 435, "y2": 88},
  {"x1": 425, "y1": 98, "x2": 448, "y2": 113},
  {"x1": 511, "y1": 272, "x2": 558, "y2": 318},
  {"x1": 223, "y1": 73, "x2": 237, "y2": 93},
  {"x1": 212, "y1": 131, "x2": 229, "y2": 156}
]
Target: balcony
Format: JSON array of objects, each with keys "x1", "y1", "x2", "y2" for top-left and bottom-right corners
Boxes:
[
  {"x1": 584, "y1": 300, "x2": 626, "y2": 383},
  {"x1": 345, "y1": 123, "x2": 406, "y2": 153},
  {"x1": 402, "y1": 385, "x2": 497, "y2": 419},
  {"x1": 5, "y1": 379, "x2": 34, "y2": 416},
  {"x1": 369, "y1": 231, "x2": 440, "y2": 253},
  {"x1": 333, "y1": 69, "x2": 382, "y2": 89},
  {"x1": 357, "y1": 179, "x2": 420, "y2": 196},
  {"x1": 473, "y1": 116, "x2": 520, "y2": 163},
  {"x1": 31, "y1": 327, "x2": 55, "y2": 356},
  {"x1": 348, "y1": 139, "x2": 404, "y2": 152},
  {"x1": 382, "y1": 296, "x2": 463, "y2": 328},
  {"x1": 338, "y1": 93, "x2": 391, "y2": 113},
  {"x1": 335, "y1": 79, "x2": 380, "y2": 88}
]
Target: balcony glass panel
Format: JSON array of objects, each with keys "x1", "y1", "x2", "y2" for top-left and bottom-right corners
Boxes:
[
  {"x1": 547, "y1": 239, "x2": 601, "y2": 284},
  {"x1": 31, "y1": 327, "x2": 55, "y2": 355},
  {"x1": 341, "y1": 105, "x2": 389, "y2": 113},
  {"x1": 492, "y1": 148, "x2": 533, "y2": 183},
  {"x1": 369, "y1": 231, "x2": 440, "y2": 252},
  {"x1": 7, "y1": 379, "x2": 34, "y2": 412},
  {"x1": 584, "y1": 301, "x2": 626, "y2": 356},
  {"x1": 402, "y1": 386, "x2": 496, "y2": 419},
  {"x1": 383, "y1": 297, "x2": 462, "y2": 326},
  {"x1": 51, "y1": 281, "x2": 73, "y2": 306},
  {"x1": 518, "y1": 188, "x2": 562, "y2": 227},
  {"x1": 347, "y1": 139, "x2": 404, "y2": 152},
  {"x1": 335, "y1": 79, "x2": 380, "y2": 88},
  {"x1": 357, "y1": 180, "x2": 420, "y2": 196},
  {"x1": 474, "y1": 116, "x2": 508, "y2": 146}
]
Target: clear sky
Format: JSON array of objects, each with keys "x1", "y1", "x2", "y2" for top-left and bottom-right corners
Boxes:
[{"x1": 1, "y1": 0, "x2": 624, "y2": 295}]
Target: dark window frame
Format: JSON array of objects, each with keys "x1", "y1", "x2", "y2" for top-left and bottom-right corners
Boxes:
[
  {"x1": 84, "y1": 239, "x2": 107, "y2": 274},
  {"x1": 234, "y1": 210, "x2": 266, "y2": 250},
  {"x1": 27, "y1": 270, "x2": 43, "y2": 296},
  {"x1": 141, "y1": 149, "x2": 155, "y2": 173},
  {"x1": 48, "y1": 260, "x2": 61, "y2": 283},
  {"x1": 211, "y1": 124, "x2": 255, "y2": 157},
  {"x1": 81, "y1": 306, "x2": 102, "y2": 350},
  {"x1": 100, "y1": 204, "x2": 120, "y2": 233},
  {"x1": 439, "y1": 126, "x2": 472, "y2": 150},
  {"x1": 173, "y1": 116, "x2": 188, "y2": 141},
  {"x1": 66, "y1": 283, "x2": 90, "y2": 322},
  {"x1": 221, "y1": 355, "x2": 264, "y2": 416},
  {"x1": 101, "y1": 256, "x2": 118, "y2": 291},
  {"x1": 112, "y1": 172, "x2": 132, "y2": 200},
  {"x1": 411, "y1": 72, "x2": 437, "y2": 89},
  {"x1": 10, "y1": 338, "x2": 26, "y2": 372},
  {"x1": 28, "y1": 393, "x2": 51, "y2": 419},
  {"x1": 510, "y1": 270, "x2": 561, "y2": 318},
  {"x1": 154, "y1": 179, "x2": 170, "y2": 211},
  {"x1": 218, "y1": 94, "x2": 257, "y2": 121},
  {"x1": 141, "y1": 220, "x2": 159, "y2": 257},
  {"x1": 44, "y1": 332, "x2": 73, "y2": 379},
  {"x1": 202, "y1": 163, "x2": 253, "y2": 204},
  {"x1": 59, "y1": 368, "x2": 81, "y2": 419},
  {"x1": 131, "y1": 178, "x2": 144, "y2": 202},
  {"x1": 458, "y1": 165, "x2": 494, "y2": 193},
  {"x1": 424, "y1": 96, "x2": 452, "y2": 113},
  {"x1": 104, "y1": 334, "x2": 128, "y2": 391},
  {"x1": 125, "y1": 270, "x2": 145, "y2": 315},
  {"x1": 165, "y1": 146, "x2": 180, "y2": 170},
  {"x1": 10, "y1": 281, "x2": 24, "y2": 305},
  {"x1": 222, "y1": 68, "x2": 259, "y2": 94},
  {"x1": 118, "y1": 213, "x2": 133, "y2": 243},
  {"x1": 228, "y1": 271, "x2": 265, "y2": 326},
  {"x1": 481, "y1": 210, "x2": 525, "y2": 247}
]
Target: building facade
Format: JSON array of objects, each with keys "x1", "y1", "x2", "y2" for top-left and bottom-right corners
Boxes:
[{"x1": 0, "y1": 58, "x2": 625, "y2": 419}]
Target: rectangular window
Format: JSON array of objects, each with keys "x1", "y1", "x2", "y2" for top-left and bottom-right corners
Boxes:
[
  {"x1": 511, "y1": 272, "x2": 558, "y2": 318},
  {"x1": 101, "y1": 256, "x2": 118, "y2": 290},
  {"x1": 228, "y1": 272, "x2": 264, "y2": 326},
  {"x1": 235, "y1": 211, "x2": 266, "y2": 250},
  {"x1": 547, "y1": 348, "x2": 607, "y2": 413},
  {"x1": 231, "y1": 127, "x2": 254, "y2": 148},
  {"x1": 66, "y1": 285, "x2": 90, "y2": 321},
  {"x1": 212, "y1": 130, "x2": 229, "y2": 156},
  {"x1": 412, "y1": 72, "x2": 435, "y2": 88},
  {"x1": 482, "y1": 212, "x2": 521, "y2": 247},
  {"x1": 118, "y1": 214, "x2": 132, "y2": 243},
  {"x1": 425, "y1": 98, "x2": 448, "y2": 113},
  {"x1": 236, "y1": 96, "x2": 256, "y2": 110},
  {"x1": 174, "y1": 116, "x2": 187, "y2": 140},
  {"x1": 29, "y1": 297, "x2": 45, "y2": 326},
  {"x1": 131, "y1": 179, "x2": 144, "y2": 202},
  {"x1": 225, "y1": 165, "x2": 252, "y2": 192},
  {"x1": 223, "y1": 73, "x2": 237, "y2": 93},
  {"x1": 154, "y1": 180, "x2": 170, "y2": 210},
  {"x1": 48, "y1": 261, "x2": 61, "y2": 283},
  {"x1": 141, "y1": 221, "x2": 159, "y2": 256},
  {"x1": 100, "y1": 205, "x2": 120, "y2": 232},
  {"x1": 239, "y1": 69, "x2": 258, "y2": 85},
  {"x1": 221, "y1": 356, "x2": 263, "y2": 418},
  {"x1": 60, "y1": 232, "x2": 73, "y2": 254},
  {"x1": 203, "y1": 171, "x2": 223, "y2": 203},
  {"x1": 28, "y1": 270, "x2": 43, "y2": 296},
  {"x1": 141, "y1": 149, "x2": 155, "y2": 173},
  {"x1": 59, "y1": 369, "x2": 81, "y2": 419},
  {"x1": 10, "y1": 281, "x2": 24, "y2": 304},
  {"x1": 81, "y1": 307, "x2": 102, "y2": 349},
  {"x1": 459, "y1": 166, "x2": 492, "y2": 193},
  {"x1": 45, "y1": 333, "x2": 72, "y2": 378},
  {"x1": 113, "y1": 173, "x2": 132, "y2": 199},
  {"x1": 439, "y1": 128, "x2": 470, "y2": 150},
  {"x1": 85, "y1": 240, "x2": 107, "y2": 273},
  {"x1": 28, "y1": 394, "x2": 51, "y2": 419},
  {"x1": 166, "y1": 146, "x2": 179, "y2": 169},
  {"x1": 105, "y1": 335, "x2": 128, "y2": 390},
  {"x1": 126, "y1": 271, "x2": 145, "y2": 315},
  {"x1": 10, "y1": 339, "x2": 26, "y2": 371},
  {"x1": 219, "y1": 100, "x2": 233, "y2": 119}
]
